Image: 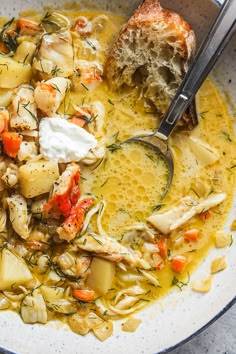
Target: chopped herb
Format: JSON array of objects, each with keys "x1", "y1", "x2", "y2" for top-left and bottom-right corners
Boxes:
[
  {"x1": 171, "y1": 273, "x2": 190, "y2": 291},
  {"x1": 106, "y1": 143, "x2": 121, "y2": 153},
  {"x1": 51, "y1": 65, "x2": 63, "y2": 76},
  {"x1": 23, "y1": 53, "x2": 30, "y2": 65},
  {"x1": 0, "y1": 63, "x2": 9, "y2": 70},
  {"x1": 199, "y1": 111, "x2": 208, "y2": 119},
  {"x1": 89, "y1": 233, "x2": 103, "y2": 245},
  {"x1": 145, "y1": 153, "x2": 155, "y2": 162},
  {"x1": 222, "y1": 131, "x2": 232, "y2": 142},
  {"x1": 230, "y1": 165, "x2": 236, "y2": 169},
  {"x1": 100, "y1": 177, "x2": 110, "y2": 187},
  {"x1": 81, "y1": 35, "x2": 97, "y2": 50},
  {"x1": 190, "y1": 188, "x2": 200, "y2": 198},
  {"x1": 152, "y1": 203, "x2": 164, "y2": 212},
  {"x1": 81, "y1": 82, "x2": 89, "y2": 91},
  {"x1": 51, "y1": 83, "x2": 61, "y2": 93},
  {"x1": 107, "y1": 99, "x2": 114, "y2": 106},
  {"x1": 22, "y1": 102, "x2": 38, "y2": 123},
  {"x1": 229, "y1": 234, "x2": 233, "y2": 247}
]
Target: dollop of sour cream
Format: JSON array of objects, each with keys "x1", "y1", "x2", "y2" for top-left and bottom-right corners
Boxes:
[{"x1": 39, "y1": 117, "x2": 97, "y2": 163}]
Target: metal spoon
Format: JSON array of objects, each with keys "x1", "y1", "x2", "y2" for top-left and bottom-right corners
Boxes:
[{"x1": 125, "y1": 0, "x2": 236, "y2": 196}]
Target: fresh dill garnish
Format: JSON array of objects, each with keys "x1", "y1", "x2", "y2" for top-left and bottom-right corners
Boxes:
[
  {"x1": 51, "y1": 65, "x2": 63, "y2": 76},
  {"x1": 88, "y1": 233, "x2": 103, "y2": 245},
  {"x1": 171, "y1": 273, "x2": 190, "y2": 291},
  {"x1": 190, "y1": 188, "x2": 200, "y2": 198},
  {"x1": 107, "y1": 98, "x2": 114, "y2": 106},
  {"x1": 0, "y1": 17, "x2": 18, "y2": 53},
  {"x1": 51, "y1": 83, "x2": 61, "y2": 93},
  {"x1": 106, "y1": 143, "x2": 121, "y2": 153},
  {"x1": 80, "y1": 35, "x2": 97, "y2": 50},
  {"x1": 92, "y1": 157, "x2": 105, "y2": 171},
  {"x1": 22, "y1": 102, "x2": 38, "y2": 123},
  {"x1": 222, "y1": 131, "x2": 232, "y2": 142},
  {"x1": 100, "y1": 177, "x2": 109, "y2": 187},
  {"x1": 152, "y1": 203, "x2": 164, "y2": 212},
  {"x1": 0, "y1": 63, "x2": 9, "y2": 70},
  {"x1": 199, "y1": 111, "x2": 208, "y2": 119},
  {"x1": 23, "y1": 53, "x2": 29, "y2": 65},
  {"x1": 81, "y1": 82, "x2": 89, "y2": 91},
  {"x1": 145, "y1": 153, "x2": 155, "y2": 162}
]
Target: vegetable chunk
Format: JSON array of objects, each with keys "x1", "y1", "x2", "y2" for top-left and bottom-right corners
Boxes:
[
  {"x1": 0, "y1": 249, "x2": 33, "y2": 290},
  {"x1": 0, "y1": 56, "x2": 32, "y2": 88},
  {"x1": 18, "y1": 159, "x2": 59, "y2": 198},
  {"x1": 86, "y1": 257, "x2": 115, "y2": 295}
]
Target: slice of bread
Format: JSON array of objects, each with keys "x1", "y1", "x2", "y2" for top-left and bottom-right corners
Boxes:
[{"x1": 105, "y1": 0, "x2": 196, "y2": 115}]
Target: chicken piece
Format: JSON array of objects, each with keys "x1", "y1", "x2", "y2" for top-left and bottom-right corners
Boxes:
[
  {"x1": 73, "y1": 59, "x2": 103, "y2": 92},
  {"x1": 34, "y1": 77, "x2": 71, "y2": 117},
  {"x1": 1, "y1": 163, "x2": 18, "y2": 187},
  {"x1": 43, "y1": 163, "x2": 80, "y2": 219},
  {"x1": 57, "y1": 197, "x2": 95, "y2": 242},
  {"x1": 10, "y1": 85, "x2": 37, "y2": 131},
  {"x1": 76, "y1": 233, "x2": 150, "y2": 269},
  {"x1": 33, "y1": 30, "x2": 74, "y2": 78},
  {"x1": 148, "y1": 193, "x2": 227, "y2": 234},
  {"x1": 21, "y1": 290, "x2": 47, "y2": 324},
  {"x1": 7, "y1": 194, "x2": 29, "y2": 239}
]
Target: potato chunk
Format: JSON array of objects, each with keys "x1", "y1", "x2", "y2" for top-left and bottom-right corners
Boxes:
[
  {"x1": 0, "y1": 249, "x2": 33, "y2": 290},
  {"x1": 0, "y1": 56, "x2": 32, "y2": 88},
  {"x1": 86, "y1": 257, "x2": 115, "y2": 295},
  {"x1": 18, "y1": 159, "x2": 59, "y2": 198}
]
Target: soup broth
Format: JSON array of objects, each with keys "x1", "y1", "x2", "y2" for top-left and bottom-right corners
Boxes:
[{"x1": 0, "y1": 7, "x2": 234, "y2": 341}]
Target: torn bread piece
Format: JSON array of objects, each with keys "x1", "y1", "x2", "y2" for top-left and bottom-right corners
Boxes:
[{"x1": 105, "y1": 0, "x2": 196, "y2": 117}]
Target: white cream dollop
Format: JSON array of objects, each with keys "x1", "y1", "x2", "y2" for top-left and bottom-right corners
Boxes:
[{"x1": 39, "y1": 117, "x2": 97, "y2": 163}]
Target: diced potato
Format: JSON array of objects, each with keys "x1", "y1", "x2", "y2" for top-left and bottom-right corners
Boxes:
[
  {"x1": 0, "y1": 88, "x2": 13, "y2": 107},
  {"x1": 18, "y1": 159, "x2": 59, "y2": 198},
  {"x1": 188, "y1": 137, "x2": 219, "y2": 166},
  {"x1": 191, "y1": 276, "x2": 213, "y2": 293},
  {"x1": 215, "y1": 231, "x2": 232, "y2": 248},
  {"x1": 230, "y1": 220, "x2": 236, "y2": 231},
  {"x1": 68, "y1": 314, "x2": 90, "y2": 335},
  {"x1": 0, "y1": 56, "x2": 32, "y2": 88},
  {"x1": 122, "y1": 317, "x2": 142, "y2": 332},
  {"x1": 93, "y1": 320, "x2": 113, "y2": 341},
  {"x1": 84, "y1": 312, "x2": 104, "y2": 329},
  {"x1": 86, "y1": 257, "x2": 115, "y2": 295},
  {"x1": 0, "y1": 249, "x2": 33, "y2": 290},
  {"x1": 13, "y1": 41, "x2": 36, "y2": 64},
  {"x1": 41, "y1": 285, "x2": 64, "y2": 302},
  {"x1": 211, "y1": 256, "x2": 227, "y2": 274}
]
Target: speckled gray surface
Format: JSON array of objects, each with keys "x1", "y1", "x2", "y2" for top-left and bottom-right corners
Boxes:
[{"x1": 169, "y1": 303, "x2": 236, "y2": 354}]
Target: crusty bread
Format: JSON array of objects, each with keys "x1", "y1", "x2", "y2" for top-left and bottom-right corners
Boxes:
[{"x1": 105, "y1": 0, "x2": 196, "y2": 114}]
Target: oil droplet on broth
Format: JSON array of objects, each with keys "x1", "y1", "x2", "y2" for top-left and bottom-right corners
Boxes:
[{"x1": 82, "y1": 142, "x2": 169, "y2": 238}]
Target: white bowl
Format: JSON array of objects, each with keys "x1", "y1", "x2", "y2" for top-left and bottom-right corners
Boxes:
[{"x1": 0, "y1": 1, "x2": 235, "y2": 353}]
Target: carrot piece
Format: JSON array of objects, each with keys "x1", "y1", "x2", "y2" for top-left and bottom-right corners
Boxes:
[
  {"x1": 16, "y1": 19, "x2": 42, "y2": 36},
  {"x1": 72, "y1": 289, "x2": 95, "y2": 302},
  {"x1": 70, "y1": 114, "x2": 86, "y2": 128},
  {"x1": 2, "y1": 132, "x2": 22, "y2": 158},
  {"x1": 171, "y1": 255, "x2": 188, "y2": 274},
  {"x1": 199, "y1": 210, "x2": 211, "y2": 221},
  {"x1": 183, "y1": 228, "x2": 199, "y2": 242},
  {"x1": 156, "y1": 237, "x2": 168, "y2": 260}
]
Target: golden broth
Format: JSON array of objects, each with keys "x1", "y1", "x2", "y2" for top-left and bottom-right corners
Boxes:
[{"x1": 0, "y1": 7, "x2": 235, "y2": 338}]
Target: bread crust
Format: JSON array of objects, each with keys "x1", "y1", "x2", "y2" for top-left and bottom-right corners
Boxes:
[{"x1": 105, "y1": 0, "x2": 196, "y2": 114}]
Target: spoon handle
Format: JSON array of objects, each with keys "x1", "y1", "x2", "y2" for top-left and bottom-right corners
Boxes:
[{"x1": 156, "y1": 0, "x2": 236, "y2": 140}]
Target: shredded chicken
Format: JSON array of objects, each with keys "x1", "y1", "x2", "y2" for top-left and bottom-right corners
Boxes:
[{"x1": 148, "y1": 193, "x2": 227, "y2": 234}]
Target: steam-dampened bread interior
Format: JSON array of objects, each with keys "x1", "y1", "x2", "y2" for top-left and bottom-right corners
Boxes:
[{"x1": 105, "y1": 0, "x2": 196, "y2": 112}]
